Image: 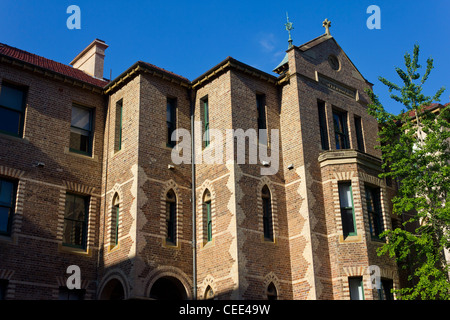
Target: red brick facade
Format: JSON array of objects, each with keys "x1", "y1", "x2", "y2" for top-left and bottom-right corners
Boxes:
[{"x1": 0, "y1": 33, "x2": 399, "y2": 300}]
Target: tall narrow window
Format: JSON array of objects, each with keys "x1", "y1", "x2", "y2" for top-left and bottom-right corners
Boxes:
[
  {"x1": 112, "y1": 194, "x2": 120, "y2": 247},
  {"x1": 63, "y1": 193, "x2": 89, "y2": 249},
  {"x1": 262, "y1": 185, "x2": 273, "y2": 241},
  {"x1": 166, "y1": 190, "x2": 176, "y2": 245},
  {"x1": 202, "y1": 97, "x2": 210, "y2": 147},
  {"x1": 354, "y1": 116, "x2": 365, "y2": 152},
  {"x1": 0, "y1": 82, "x2": 26, "y2": 137},
  {"x1": 338, "y1": 182, "x2": 356, "y2": 238},
  {"x1": 257, "y1": 94, "x2": 267, "y2": 145},
  {"x1": 318, "y1": 101, "x2": 329, "y2": 150},
  {"x1": 379, "y1": 279, "x2": 394, "y2": 300},
  {"x1": 70, "y1": 104, "x2": 93, "y2": 156},
  {"x1": 115, "y1": 99, "x2": 123, "y2": 152},
  {"x1": 203, "y1": 189, "x2": 212, "y2": 243},
  {"x1": 267, "y1": 283, "x2": 278, "y2": 300},
  {"x1": 365, "y1": 185, "x2": 384, "y2": 240},
  {"x1": 0, "y1": 178, "x2": 16, "y2": 236},
  {"x1": 333, "y1": 110, "x2": 349, "y2": 149},
  {"x1": 166, "y1": 97, "x2": 177, "y2": 148},
  {"x1": 349, "y1": 277, "x2": 365, "y2": 300}
]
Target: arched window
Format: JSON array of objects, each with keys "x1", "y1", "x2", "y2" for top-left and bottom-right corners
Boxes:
[
  {"x1": 262, "y1": 185, "x2": 273, "y2": 241},
  {"x1": 203, "y1": 190, "x2": 212, "y2": 243},
  {"x1": 112, "y1": 194, "x2": 120, "y2": 247},
  {"x1": 166, "y1": 190, "x2": 177, "y2": 245},
  {"x1": 204, "y1": 285, "x2": 214, "y2": 300},
  {"x1": 267, "y1": 282, "x2": 278, "y2": 300}
]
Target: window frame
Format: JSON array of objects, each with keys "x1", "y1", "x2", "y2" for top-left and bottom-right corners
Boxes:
[
  {"x1": 112, "y1": 194, "x2": 120, "y2": 247},
  {"x1": 256, "y1": 93, "x2": 267, "y2": 145},
  {"x1": 262, "y1": 186, "x2": 274, "y2": 242},
  {"x1": 166, "y1": 97, "x2": 177, "y2": 148},
  {"x1": 338, "y1": 182, "x2": 357, "y2": 238},
  {"x1": 318, "y1": 100, "x2": 329, "y2": 150},
  {"x1": 69, "y1": 104, "x2": 94, "y2": 156},
  {"x1": 202, "y1": 97, "x2": 210, "y2": 148},
  {"x1": 0, "y1": 177, "x2": 17, "y2": 237},
  {"x1": 203, "y1": 190, "x2": 212, "y2": 243},
  {"x1": 333, "y1": 109, "x2": 350, "y2": 150},
  {"x1": 348, "y1": 277, "x2": 365, "y2": 300},
  {"x1": 62, "y1": 193, "x2": 90, "y2": 250},
  {"x1": 0, "y1": 81, "x2": 27, "y2": 138},
  {"x1": 365, "y1": 185, "x2": 385, "y2": 241},
  {"x1": 166, "y1": 190, "x2": 177, "y2": 245},
  {"x1": 115, "y1": 99, "x2": 123, "y2": 152},
  {"x1": 354, "y1": 116, "x2": 365, "y2": 152}
]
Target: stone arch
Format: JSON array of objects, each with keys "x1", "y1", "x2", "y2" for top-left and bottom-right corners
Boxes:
[
  {"x1": 97, "y1": 270, "x2": 129, "y2": 300},
  {"x1": 263, "y1": 272, "x2": 281, "y2": 300},
  {"x1": 145, "y1": 266, "x2": 192, "y2": 300},
  {"x1": 199, "y1": 275, "x2": 217, "y2": 300}
]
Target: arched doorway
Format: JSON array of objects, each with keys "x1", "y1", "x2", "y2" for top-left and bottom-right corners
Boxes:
[
  {"x1": 149, "y1": 276, "x2": 188, "y2": 300},
  {"x1": 99, "y1": 278, "x2": 125, "y2": 300}
]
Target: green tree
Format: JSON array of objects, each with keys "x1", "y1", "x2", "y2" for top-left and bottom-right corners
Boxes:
[{"x1": 365, "y1": 44, "x2": 450, "y2": 300}]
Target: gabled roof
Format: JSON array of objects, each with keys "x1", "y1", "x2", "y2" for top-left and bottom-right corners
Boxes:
[{"x1": 0, "y1": 43, "x2": 108, "y2": 88}]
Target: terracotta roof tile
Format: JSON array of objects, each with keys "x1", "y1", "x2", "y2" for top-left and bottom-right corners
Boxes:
[{"x1": 0, "y1": 43, "x2": 108, "y2": 88}]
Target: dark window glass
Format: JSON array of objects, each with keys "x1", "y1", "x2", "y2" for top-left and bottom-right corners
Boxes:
[
  {"x1": 257, "y1": 94, "x2": 267, "y2": 145},
  {"x1": 203, "y1": 98, "x2": 209, "y2": 147},
  {"x1": 355, "y1": 116, "x2": 365, "y2": 152},
  {"x1": 338, "y1": 182, "x2": 356, "y2": 237},
  {"x1": 0, "y1": 280, "x2": 8, "y2": 300},
  {"x1": 203, "y1": 190, "x2": 212, "y2": 242},
  {"x1": 63, "y1": 193, "x2": 89, "y2": 249},
  {"x1": 115, "y1": 100, "x2": 123, "y2": 152},
  {"x1": 166, "y1": 190, "x2": 176, "y2": 245},
  {"x1": 318, "y1": 101, "x2": 329, "y2": 150},
  {"x1": 349, "y1": 277, "x2": 364, "y2": 300},
  {"x1": 333, "y1": 110, "x2": 349, "y2": 149},
  {"x1": 58, "y1": 287, "x2": 85, "y2": 300},
  {"x1": 379, "y1": 279, "x2": 394, "y2": 300},
  {"x1": 70, "y1": 105, "x2": 93, "y2": 155},
  {"x1": 0, "y1": 82, "x2": 26, "y2": 137},
  {"x1": 166, "y1": 98, "x2": 176, "y2": 147},
  {"x1": 365, "y1": 185, "x2": 384, "y2": 240},
  {"x1": 262, "y1": 186, "x2": 273, "y2": 241},
  {"x1": 0, "y1": 179, "x2": 16, "y2": 236}
]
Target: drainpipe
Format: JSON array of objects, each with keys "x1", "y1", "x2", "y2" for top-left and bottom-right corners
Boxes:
[{"x1": 189, "y1": 88, "x2": 197, "y2": 300}]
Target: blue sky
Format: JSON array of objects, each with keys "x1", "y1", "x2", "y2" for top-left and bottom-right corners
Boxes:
[{"x1": 0, "y1": 0, "x2": 448, "y2": 115}]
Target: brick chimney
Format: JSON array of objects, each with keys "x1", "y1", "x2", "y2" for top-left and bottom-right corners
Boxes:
[{"x1": 70, "y1": 39, "x2": 108, "y2": 79}]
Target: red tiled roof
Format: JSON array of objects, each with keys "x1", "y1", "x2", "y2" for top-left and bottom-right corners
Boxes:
[
  {"x1": 0, "y1": 43, "x2": 108, "y2": 88},
  {"x1": 406, "y1": 103, "x2": 446, "y2": 118}
]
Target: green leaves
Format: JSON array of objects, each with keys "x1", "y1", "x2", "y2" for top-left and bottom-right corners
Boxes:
[{"x1": 367, "y1": 44, "x2": 450, "y2": 300}]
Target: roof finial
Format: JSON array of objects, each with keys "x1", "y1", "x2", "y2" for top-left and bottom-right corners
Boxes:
[
  {"x1": 323, "y1": 18, "x2": 331, "y2": 36},
  {"x1": 285, "y1": 12, "x2": 294, "y2": 48}
]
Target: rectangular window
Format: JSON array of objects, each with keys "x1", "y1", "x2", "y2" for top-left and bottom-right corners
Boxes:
[
  {"x1": 202, "y1": 97, "x2": 210, "y2": 147},
  {"x1": 0, "y1": 178, "x2": 16, "y2": 236},
  {"x1": 115, "y1": 99, "x2": 123, "y2": 152},
  {"x1": 318, "y1": 101, "x2": 329, "y2": 150},
  {"x1": 365, "y1": 185, "x2": 384, "y2": 240},
  {"x1": 166, "y1": 97, "x2": 177, "y2": 148},
  {"x1": 70, "y1": 104, "x2": 93, "y2": 156},
  {"x1": 379, "y1": 279, "x2": 394, "y2": 300},
  {"x1": 338, "y1": 182, "x2": 357, "y2": 238},
  {"x1": 257, "y1": 94, "x2": 267, "y2": 145},
  {"x1": 63, "y1": 193, "x2": 89, "y2": 249},
  {"x1": 354, "y1": 116, "x2": 365, "y2": 152},
  {"x1": 349, "y1": 277, "x2": 365, "y2": 300},
  {"x1": 333, "y1": 110, "x2": 350, "y2": 149},
  {"x1": 0, "y1": 82, "x2": 26, "y2": 137}
]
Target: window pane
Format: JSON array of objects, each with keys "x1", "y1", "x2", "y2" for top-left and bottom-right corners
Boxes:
[
  {"x1": 71, "y1": 106, "x2": 91, "y2": 130},
  {"x1": 0, "y1": 180, "x2": 14, "y2": 205},
  {"x1": 0, "y1": 107, "x2": 21, "y2": 135},
  {"x1": 341, "y1": 208, "x2": 356, "y2": 235},
  {"x1": 338, "y1": 183, "x2": 352, "y2": 208},
  {"x1": 0, "y1": 84, "x2": 24, "y2": 111},
  {"x1": 349, "y1": 278, "x2": 364, "y2": 300},
  {"x1": 70, "y1": 130, "x2": 90, "y2": 153},
  {"x1": 0, "y1": 207, "x2": 11, "y2": 233}
]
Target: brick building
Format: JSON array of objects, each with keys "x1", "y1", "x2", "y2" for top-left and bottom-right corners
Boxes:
[{"x1": 0, "y1": 22, "x2": 400, "y2": 300}]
